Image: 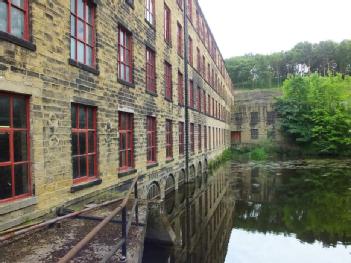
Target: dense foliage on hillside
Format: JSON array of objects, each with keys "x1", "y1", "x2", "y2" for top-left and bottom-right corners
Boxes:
[
  {"x1": 275, "y1": 74, "x2": 351, "y2": 155},
  {"x1": 225, "y1": 40, "x2": 351, "y2": 89}
]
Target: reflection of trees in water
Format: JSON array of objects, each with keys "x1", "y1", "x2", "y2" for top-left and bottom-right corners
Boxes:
[{"x1": 234, "y1": 167, "x2": 351, "y2": 246}]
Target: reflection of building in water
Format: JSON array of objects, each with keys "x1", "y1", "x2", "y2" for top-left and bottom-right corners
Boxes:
[
  {"x1": 144, "y1": 164, "x2": 234, "y2": 263},
  {"x1": 232, "y1": 165, "x2": 282, "y2": 203}
]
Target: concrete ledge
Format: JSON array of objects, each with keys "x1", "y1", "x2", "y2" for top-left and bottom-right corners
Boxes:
[
  {"x1": 70, "y1": 178, "x2": 102, "y2": 193},
  {"x1": 0, "y1": 197, "x2": 37, "y2": 215}
]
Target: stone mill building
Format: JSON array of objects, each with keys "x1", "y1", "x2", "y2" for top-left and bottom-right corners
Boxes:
[{"x1": 0, "y1": 0, "x2": 234, "y2": 230}]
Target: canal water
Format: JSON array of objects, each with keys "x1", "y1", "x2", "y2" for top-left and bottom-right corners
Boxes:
[{"x1": 142, "y1": 159, "x2": 351, "y2": 263}]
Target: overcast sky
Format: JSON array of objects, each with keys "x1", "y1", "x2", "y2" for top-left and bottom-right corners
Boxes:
[{"x1": 198, "y1": 0, "x2": 350, "y2": 58}]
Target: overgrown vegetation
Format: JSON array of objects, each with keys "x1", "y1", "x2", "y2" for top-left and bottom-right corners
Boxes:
[
  {"x1": 225, "y1": 40, "x2": 351, "y2": 89},
  {"x1": 275, "y1": 74, "x2": 351, "y2": 156}
]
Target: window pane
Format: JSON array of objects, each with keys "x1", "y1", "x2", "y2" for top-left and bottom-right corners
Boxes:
[
  {"x1": 77, "y1": 0, "x2": 84, "y2": 18},
  {"x1": 14, "y1": 164, "x2": 28, "y2": 196},
  {"x1": 0, "y1": 132, "x2": 10, "y2": 162},
  {"x1": 120, "y1": 150, "x2": 126, "y2": 167},
  {"x1": 70, "y1": 15, "x2": 75, "y2": 36},
  {"x1": 79, "y1": 106, "x2": 86, "y2": 128},
  {"x1": 0, "y1": 166, "x2": 12, "y2": 199},
  {"x1": 127, "y1": 150, "x2": 132, "y2": 167},
  {"x1": 79, "y1": 156, "x2": 87, "y2": 177},
  {"x1": 0, "y1": 1, "x2": 7, "y2": 32},
  {"x1": 77, "y1": 41, "x2": 84, "y2": 64},
  {"x1": 11, "y1": 8, "x2": 24, "y2": 38},
  {"x1": 120, "y1": 133, "x2": 126, "y2": 151},
  {"x1": 86, "y1": 46, "x2": 92, "y2": 66},
  {"x1": 14, "y1": 131, "x2": 27, "y2": 162},
  {"x1": 72, "y1": 133, "x2": 78, "y2": 155},
  {"x1": 72, "y1": 157, "x2": 79, "y2": 179},
  {"x1": 86, "y1": 25, "x2": 92, "y2": 45},
  {"x1": 13, "y1": 96, "x2": 27, "y2": 128},
  {"x1": 70, "y1": 38, "x2": 76, "y2": 60},
  {"x1": 12, "y1": 0, "x2": 24, "y2": 8},
  {"x1": 71, "y1": 104, "x2": 77, "y2": 128},
  {"x1": 77, "y1": 20, "x2": 84, "y2": 40},
  {"x1": 88, "y1": 132, "x2": 94, "y2": 153},
  {"x1": 88, "y1": 155, "x2": 95, "y2": 177},
  {"x1": 70, "y1": 0, "x2": 75, "y2": 13},
  {"x1": 0, "y1": 95, "x2": 10, "y2": 126},
  {"x1": 125, "y1": 67, "x2": 130, "y2": 82},
  {"x1": 79, "y1": 133, "x2": 86, "y2": 154},
  {"x1": 87, "y1": 107, "x2": 94, "y2": 129},
  {"x1": 86, "y1": 5, "x2": 92, "y2": 24}
]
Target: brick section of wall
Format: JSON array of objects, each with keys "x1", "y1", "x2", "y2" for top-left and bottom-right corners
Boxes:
[{"x1": 0, "y1": 0, "x2": 234, "y2": 230}]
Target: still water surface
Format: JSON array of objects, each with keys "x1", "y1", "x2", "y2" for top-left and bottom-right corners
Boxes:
[{"x1": 142, "y1": 160, "x2": 351, "y2": 263}]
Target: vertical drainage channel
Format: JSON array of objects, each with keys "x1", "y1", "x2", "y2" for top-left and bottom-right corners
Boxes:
[{"x1": 183, "y1": 2, "x2": 191, "y2": 262}]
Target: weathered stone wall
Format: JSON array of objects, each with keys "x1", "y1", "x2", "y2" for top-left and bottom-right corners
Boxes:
[
  {"x1": 231, "y1": 89, "x2": 282, "y2": 145},
  {"x1": 0, "y1": 0, "x2": 234, "y2": 230}
]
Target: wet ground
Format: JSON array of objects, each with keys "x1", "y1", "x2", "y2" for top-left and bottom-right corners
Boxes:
[{"x1": 142, "y1": 159, "x2": 351, "y2": 263}]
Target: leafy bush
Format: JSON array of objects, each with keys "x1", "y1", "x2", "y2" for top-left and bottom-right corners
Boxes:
[{"x1": 275, "y1": 74, "x2": 351, "y2": 155}]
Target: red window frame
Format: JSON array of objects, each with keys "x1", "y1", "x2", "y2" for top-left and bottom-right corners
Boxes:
[
  {"x1": 208, "y1": 126, "x2": 211, "y2": 150},
  {"x1": 118, "y1": 26, "x2": 133, "y2": 83},
  {"x1": 1, "y1": 0, "x2": 29, "y2": 40},
  {"x1": 146, "y1": 47, "x2": 156, "y2": 93},
  {"x1": 164, "y1": 4, "x2": 171, "y2": 44},
  {"x1": 0, "y1": 93, "x2": 31, "y2": 202},
  {"x1": 203, "y1": 90, "x2": 206, "y2": 114},
  {"x1": 147, "y1": 116, "x2": 157, "y2": 163},
  {"x1": 197, "y1": 86, "x2": 201, "y2": 112},
  {"x1": 188, "y1": 36, "x2": 193, "y2": 66},
  {"x1": 196, "y1": 47, "x2": 201, "y2": 71},
  {"x1": 212, "y1": 98, "x2": 215, "y2": 117},
  {"x1": 71, "y1": 103, "x2": 98, "y2": 184},
  {"x1": 187, "y1": 0, "x2": 192, "y2": 21},
  {"x1": 198, "y1": 124, "x2": 202, "y2": 152},
  {"x1": 204, "y1": 125, "x2": 207, "y2": 151},
  {"x1": 177, "y1": 0, "x2": 183, "y2": 9},
  {"x1": 145, "y1": 0, "x2": 155, "y2": 25},
  {"x1": 177, "y1": 22, "x2": 183, "y2": 57},
  {"x1": 165, "y1": 61, "x2": 172, "y2": 101},
  {"x1": 70, "y1": 0, "x2": 96, "y2": 67},
  {"x1": 165, "y1": 119, "x2": 173, "y2": 159},
  {"x1": 190, "y1": 123, "x2": 194, "y2": 154},
  {"x1": 178, "y1": 71, "x2": 184, "y2": 106},
  {"x1": 179, "y1": 122, "x2": 184, "y2": 156},
  {"x1": 118, "y1": 112, "x2": 134, "y2": 171},
  {"x1": 189, "y1": 80, "x2": 194, "y2": 108}
]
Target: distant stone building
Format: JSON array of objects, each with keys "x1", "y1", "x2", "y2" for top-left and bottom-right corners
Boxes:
[
  {"x1": 231, "y1": 89, "x2": 282, "y2": 145},
  {"x1": 0, "y1": 0, "x2": 234, "y2": 231}
]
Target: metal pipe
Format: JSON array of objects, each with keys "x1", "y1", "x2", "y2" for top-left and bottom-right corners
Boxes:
[
  {"x1": 58, "y1": 176, "x2": 139, "y2": 263},
  {"x1": 183, "y1": 2, "x2": 191, "y2": 263},
  {"x1": 0, "y1": 196, "x2": 125, "y2": 242}
]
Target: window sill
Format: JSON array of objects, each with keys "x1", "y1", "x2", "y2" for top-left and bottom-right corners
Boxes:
[
  {"x1": 0, "y1": 31, "x2": 36, "y2": 51},
  {"x1": 147, "y1": 162, "x2": 158, "y2": 169},
  {"x1": 118, "y1": 78, "x2": 135, "y2": 88},
  {"x1": 0, "y1": 196, "x2": 37, "y2": 215},
  {"x1": 69, "y1": 59, "x2": 99, "y2": 75},
  {"x1": 166, "y1": 158, "x2": 174, "y2": 163},
  {"x1": 146, "y1": 90, "x2": 158, "y2": 97},
  {"x1": 70, "y1": 178, "x2": 102, "y2": 193},
  {"x1": 125, "y1": 0, "x2": 135, "y2": 9},
  {"x1": 145, "y1": 19, "x2": 156, "y2": 30},
  {"x1": 165, "y1": 97, "x2": 173, "y2": 103},
  {"x1": 118, "y1": 168, "x2": 137, "y2": 178}
]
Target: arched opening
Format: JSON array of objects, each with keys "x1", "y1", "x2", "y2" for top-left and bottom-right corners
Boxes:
[
  {"x1": 147, "y1": 181, "x2": 161, "y2": 201},
  {"x1": 165, "y1": 174, "x2": 175, "y2": 196},
  {"x1": 196, "y1": 162, "x2": 203, "y2": 188},
  {"x1": 178, "y1": 169, "x2": 185, "y2": 186},
  {"x1": 189, "y1": 165, "x2": 196, "y2": 182}
]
